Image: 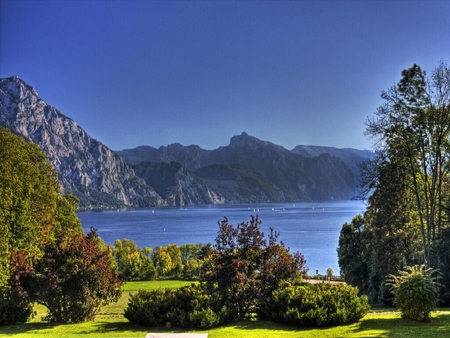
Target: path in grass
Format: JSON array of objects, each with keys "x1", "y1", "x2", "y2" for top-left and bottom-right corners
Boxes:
[{"x1": 1, "y1": 280, "x2": 450, "y2": 337}]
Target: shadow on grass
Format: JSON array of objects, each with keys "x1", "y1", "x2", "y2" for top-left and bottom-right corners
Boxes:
[
  {"x1": 219, "y1": 310, "x2": 450, "y2": 337},
  {"x1": 3, "y1": 310, "x2": 450, "y2": 337},
  {"x1": 0, "y1": 321, "x2": 148, "y2": 336},
  {"x1": 220, "y1": 320, "x2": 340, "y2": 332},
  {"x1": 0, "y1": 320, "x2": 210, "y2": 336},
  {"x1": 350, "y1": 311, "x2": 450, "y2": 337}
]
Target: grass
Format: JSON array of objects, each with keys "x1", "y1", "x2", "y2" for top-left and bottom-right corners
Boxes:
[
  {"x1": 1, "y1": 280, "x2": 450, "y2": 337},
  {"x1": 121, "y1": 279, "x2": 197, "y2": 291}
]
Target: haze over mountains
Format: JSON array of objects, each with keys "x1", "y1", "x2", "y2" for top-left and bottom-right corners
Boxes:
[{"x1": 0, "y1": 76, "x2": 373, "y2": 209}]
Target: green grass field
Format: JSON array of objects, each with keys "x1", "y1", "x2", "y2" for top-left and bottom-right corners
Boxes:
[{"x1": 1, "y1": 280, "x2": 450, "y2": 338}]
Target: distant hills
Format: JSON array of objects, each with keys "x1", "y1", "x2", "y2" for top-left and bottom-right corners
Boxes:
[{"x1": 0, "y1": 76, "x2": 373, "y2": 209}]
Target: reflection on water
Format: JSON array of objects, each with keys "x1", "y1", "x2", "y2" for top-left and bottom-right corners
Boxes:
[{"x1": 78, "y1": 200, "x2": 366, "y2": 274}]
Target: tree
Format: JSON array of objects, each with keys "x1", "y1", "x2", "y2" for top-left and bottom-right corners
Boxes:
[
  {"x1": 200, "y1": 215, "x2": 307, "y2": 321},
  {"x1": 152, "y1": 244, "x2": 183, "y2": 278},
  {"x1": 14, "y1": 228, "x2": 123, "y2": 322},
  {"x1": 364, "y1": 61, "x2": 450, "y2": 267},
  {"x1": 181, "y1": 244, "x2": 203, "y2": 279},
  {"x1": 0, "y1": 128, "x2": 82, "y2": 324},
  {"x1": 337, "y1": 215, "x2": 371, "y2": 295},
  {"x1": 0, "y1": 128, "x2": 122, "y2": 323},
  {"x1": 113, "y1": 238, "x2": 156, "y2": 281},
  {"x1": 432, "y1": 227, "x2": 450, "y2": 305},
  {"x1": 326, "y1": 268, "x2": 333, "y2": 279}
]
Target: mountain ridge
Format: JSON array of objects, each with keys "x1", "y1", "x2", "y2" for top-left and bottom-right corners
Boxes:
[
  {"x1": 118, "y1": 132, "x2": 360, "y2": 201},
  {"x1": 1, "y1": 76, "x2": 366, "y2": 208}
]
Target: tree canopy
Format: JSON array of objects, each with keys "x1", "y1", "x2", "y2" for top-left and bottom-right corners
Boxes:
[
  {"x1": 339, "y1": 60, "x2": 450, "y2": 304},
  {"x1": 0, "y1": 127, "x2": 121, "y2": 323},
  {"x1": 201, "y1": 215, "x2": 308, "y2": 321}
]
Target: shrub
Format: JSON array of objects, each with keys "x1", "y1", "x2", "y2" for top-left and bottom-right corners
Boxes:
[
  {"x1": 387, "y1": 265, "x2": 439, "y2": 321},
  {"x1": 0, "y1": 287, "x2": 33, "y2": 325},
  {"x1": 124, "y1": 284, "x2": 221, "y2": 329},
  {"x1": 260, "y1": 282, "x2": 370, "y2": 326},
  {"x1": 188, "y1": 308, "x2": 220, "y2": 329}
]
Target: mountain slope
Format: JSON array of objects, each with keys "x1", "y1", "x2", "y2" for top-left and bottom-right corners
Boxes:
[
  {"x1": 119, "y1": 132, "x2": 358, "y2": 201},
  {"x1": 208, "y1": 132, "x2": 356, "y2": 201},
  {"x1": 291, "y1": 145, "x2": 375, "y2": 179},
  {"x1": 132, "y1": 161, "x2": 223, "y2": 206},
  {"x1": 194, "y1": 163, "x2": 284, "y2": 203},
  {"x1": 0, "y1": 76, "x2": 164, "y2": 209},
  {"x1": 117, "y1": 143, "x2": 211, "y2": 171}
]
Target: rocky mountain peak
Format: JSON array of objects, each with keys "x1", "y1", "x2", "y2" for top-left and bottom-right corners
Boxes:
[
  {"x1": 229, "y1": 132, "x2": 282, "y2": 151},
  {"x1": 1, "y1": 75, "x2": 38, "y2": 98}
]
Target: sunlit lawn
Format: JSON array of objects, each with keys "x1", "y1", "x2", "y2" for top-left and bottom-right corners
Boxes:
[{"x1": 1, "y1": 280, "x2": 450, "y2": 338}]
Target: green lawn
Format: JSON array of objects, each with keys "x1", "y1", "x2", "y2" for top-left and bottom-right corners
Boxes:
[{"x1": 1, "y1": 280, "x2": 450, "y2": 338}]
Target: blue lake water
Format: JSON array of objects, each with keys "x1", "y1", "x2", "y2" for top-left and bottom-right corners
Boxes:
[{"x1": 78, "y1": 200, "x2": 366, "y2": 275}]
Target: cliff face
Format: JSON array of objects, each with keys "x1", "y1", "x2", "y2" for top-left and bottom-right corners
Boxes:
[{"x1": 0, "y1": 76, "x2": 164, "y2": 208}]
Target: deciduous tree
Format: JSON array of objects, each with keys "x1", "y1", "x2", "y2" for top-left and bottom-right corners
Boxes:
[
  {"x1": 0, "y1": 128, "x2": 81, "y2": 324},
  {"x1": 364, "y1": 61, "x2": 450, "y2": 267},
  {"x1": 113, "y1": 238, "x2": 156, "y2": 281},
  {"x1": 201, "y1": 215, "x2": 307, "y2": 321},
  {"x1": 14, "y1": 228, "x2": 123, "y2": 322}
]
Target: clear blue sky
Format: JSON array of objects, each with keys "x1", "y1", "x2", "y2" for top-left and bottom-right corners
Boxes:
[{"x1": 1, "y1": 1, "x2": 449, "y2": 151}]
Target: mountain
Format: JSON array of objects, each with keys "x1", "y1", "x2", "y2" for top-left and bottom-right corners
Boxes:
[
  {"x1": 132, "y1": 161, "x2": 223, "y2": 206},
  {"x1": 132, "y1": 161, "x2": 284, "y2": 205},
  {"x1": 291, "y1": 145, "x2": 375, "y2": 179},
  {"x1": 0, "y1": 76, "x2": 164, "y2": 209},
  {"x1": 0, "y1": 75, "x2": 361, "y2": 208},
  {"x1": 118, "y1": 143, "x2": 211, "y2": 171},
  {"x1": 119, "y1": 132, "x2": 358, "y2": 201},
  {"x1": 207, "y1": 132, "x2": 356, "y2": 201},
  {"x1": 194, "y1": 163, "x2": 284, "y2": 203}
]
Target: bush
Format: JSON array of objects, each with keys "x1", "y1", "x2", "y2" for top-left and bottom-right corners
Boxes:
[
  {"x1": 387, "y1": 265, "x2": 439, "y2": 321},
  {"x1": 124, "y1": 284, "x2": 221, "y2": 329},
  {"x1": 0, "y1": 287, "x2": 33, "y2": 325},
  {"x1": 259, "y1": 283, "x2": 370, "y2": 326},
  {"x1": 188, "y1": 308, "x2": 220, "y2": 329}
]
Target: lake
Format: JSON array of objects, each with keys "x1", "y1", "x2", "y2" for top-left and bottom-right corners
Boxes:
[{"x1": 78, "y1": 200, "x2": 366, "y2": 275}]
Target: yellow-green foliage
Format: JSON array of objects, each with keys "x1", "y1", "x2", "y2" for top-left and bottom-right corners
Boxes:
[{"x1": 0, "y1": 128, "x2": 82, "y2": 325}]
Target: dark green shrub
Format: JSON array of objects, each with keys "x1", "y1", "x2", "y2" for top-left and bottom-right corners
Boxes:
[
  {"x1": 0, "y1": 287, "x2": 33, "y2": 325},
  {"x1": 188, "y1": 308, "x2": 220, "y2": 329},
  {"x1": 260, "y1": 283, "x2": 369, "y2": 326},
  {"x1": 124, "y1": 284, "x2": 221, "y2": 329},
  {"x1": 387, "y1": 265, "x2": 439, "y2": 321}
]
